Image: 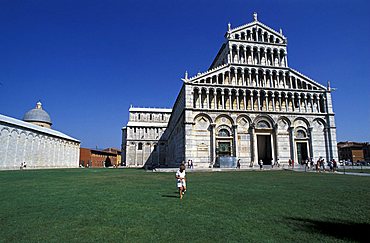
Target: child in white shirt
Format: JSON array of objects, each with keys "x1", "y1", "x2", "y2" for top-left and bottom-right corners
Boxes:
[{"x1": 176, "y1": 164, "x2": 186, "y2": 199}]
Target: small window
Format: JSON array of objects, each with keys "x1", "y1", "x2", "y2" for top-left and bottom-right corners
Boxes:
[
  {"x1": 138, "y1": 143, "x2": 143, "y2": 150},
  {"x1": 296, "y1": 130, "x2": 306, "y2": 138},
  {"x1": 257, "y1": 121, "x2": 270, "y2": 128},
  {"x1": 218, "y1": 129, "x2": 230, "y2": 137}
]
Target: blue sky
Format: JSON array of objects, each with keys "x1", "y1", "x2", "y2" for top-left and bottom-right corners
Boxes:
[{"x1": 0, "y1": 0, "x2": 369, "y2": 148}]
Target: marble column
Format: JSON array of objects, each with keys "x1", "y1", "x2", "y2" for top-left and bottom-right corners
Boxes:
[
  {"x1": 205, "y1": 90, "x2": 209, "y2": 109},
  {"x1": 289, "y1": 127, "x2": 296, "y2": 163},
  {"x1": 233, "y1": 125, "x2": 238, "y2": 157},
  {"x1": 221, "y1": 91, "x2": 225, "y2": 109},
  {"x1": 236, "y1": 93, "x2": 240, "y2": 110},
  {"x1": 210, "y1": 123, "x2": 216, "y2": 165}
]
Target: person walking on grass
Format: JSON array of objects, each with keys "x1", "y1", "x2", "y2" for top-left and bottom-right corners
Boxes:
[
  {"x1": 258, "y1": 160, "x2": 263, "y2": 170},
  {"x1": 176, "y1": 164, "x2": 187, "y2": 199}
]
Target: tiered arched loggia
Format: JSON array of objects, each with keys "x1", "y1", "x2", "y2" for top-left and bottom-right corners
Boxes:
[
  {"x1": 194, "y1": 67, "x2": 320, "y2": 91},
  {"x1": 192, "y1": 87, "x2": 326, "y2": 114}
]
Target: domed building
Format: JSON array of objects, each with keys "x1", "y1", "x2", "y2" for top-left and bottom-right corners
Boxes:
[
  {"x1": 0, "y1": 102, "x2": 80, "y2": 170},
  {"x1": 23, "y1": 102, "x2": 52, "y2": 128}
]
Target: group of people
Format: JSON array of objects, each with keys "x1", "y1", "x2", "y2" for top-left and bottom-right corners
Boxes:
[
  {"x1": 186, "y1": 160, "x2": 194, "y2": 169},
  {"x1": 289, "y1": 157, "x2": 338, "y2": 172},
  {"x1": 20, "y1": 161, "x2": 26, "y2": 170},
  {"x1": 313, "y1": 157, "x2": 338, "y2": 172}
]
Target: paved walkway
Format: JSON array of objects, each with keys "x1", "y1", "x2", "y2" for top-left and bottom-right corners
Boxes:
[
  {"x1": 153, "y1": 166, "x2": 370, "y2": 176},
  {"x1": 333, "y1": 171, "x2": 370, "y2": 177}
]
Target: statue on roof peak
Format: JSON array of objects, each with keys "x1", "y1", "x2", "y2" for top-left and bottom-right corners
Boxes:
[{"x1": 253, "y1": 12, "x2": 258, "y2": 21}]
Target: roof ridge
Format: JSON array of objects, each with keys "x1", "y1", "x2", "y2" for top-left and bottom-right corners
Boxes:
[
  {"x1": 188, "y1": 63, "x2": 228, "y2": 82},
  {"x1": 230, "y1": 21, "x2": 286, "y2": 39},
  {"x1": 289, "y1": 68, "x2": 326, "y2": 90}
]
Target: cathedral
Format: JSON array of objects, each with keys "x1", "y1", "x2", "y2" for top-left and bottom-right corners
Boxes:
[{"x1": 122, "y1": 13, "x2": 338, "y2": 169}]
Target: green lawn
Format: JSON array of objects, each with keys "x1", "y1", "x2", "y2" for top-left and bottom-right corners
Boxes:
[{"x1": 0, "y1": 169, "x2": 369, "y2": 242}]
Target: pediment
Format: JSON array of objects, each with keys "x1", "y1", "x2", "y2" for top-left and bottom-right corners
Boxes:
[
  {"x1": 288, "y1": 68, "x2": 326, "y2": 91},
  {"x1": 228, "y1": 21, "x2": 286, "y2": 45},
  {"x1": 186, "y1": 65, "x2": 327, "y2": 92}
]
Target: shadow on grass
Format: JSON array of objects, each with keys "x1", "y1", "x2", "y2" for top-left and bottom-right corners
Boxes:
[
  {"x1": 161, "y1": 194, "x2": 179, "y2": 199},
  {"x1": 285, "y1": 217, "x2": 369, "y2": 242}
]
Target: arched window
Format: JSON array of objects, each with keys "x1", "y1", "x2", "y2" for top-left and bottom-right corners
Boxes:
[
  {"x1": 138, "y1": 143, "x2": 143, "y2": 150},
  {"x1": 218, "y1": 129, "x2": 230, "y2": 137},
  {"x1": 257, "y1": 121, "x2": 270, "y2": 128},
  {"x1": 296, "y1": 130, "x2": 306, "y2": 138}
]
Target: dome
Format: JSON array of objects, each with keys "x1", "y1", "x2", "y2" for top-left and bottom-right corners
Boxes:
[{"x1": 23, "y1": 102, "x2": 52, "y2": 127}]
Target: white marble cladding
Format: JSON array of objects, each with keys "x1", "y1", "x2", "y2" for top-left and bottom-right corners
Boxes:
[
  {"x1": 0, "y1": 114, "x2": 80, "y2": 170},
  {"x1": 180, "y1": 111, "x2": 337, "y2": 169},
  {"x1": 122, "y1": 107, "x2": 172, "y2": 167},
  {"x1": 123, "y1": 13, "x2": 338, "y2": 169}
]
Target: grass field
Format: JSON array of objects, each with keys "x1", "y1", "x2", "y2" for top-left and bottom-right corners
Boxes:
[{"x1": 1, "y1": 168, "x2": 369, "y2": 242}]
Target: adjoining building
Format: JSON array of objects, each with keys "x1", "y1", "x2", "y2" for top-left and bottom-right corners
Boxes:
[
  {"x1": 0, "y1": 102, "x2": 80, "y2": 170},
  {"x1": 121, "y1": 107, "x2": 172, "y2": 167},
  {"x1": 122, "y1": 13, "x2": 338, "y2": 169},
  {"x1": 79, "y1": 148, "x2": 121, "y2": 167},
  {"x1": 337, "y1": 141, "x2": 370, "y2": 163}
]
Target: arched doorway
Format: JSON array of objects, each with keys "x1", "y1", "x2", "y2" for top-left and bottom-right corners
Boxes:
[
  {"x1": 295, "y1": 129, "x2": 310, "y2": 164},
  {"x1": 217, "y1": 128, "x2": 232, "y2": 157},
  {"x1": 255, "y1": 120, "x2": 275, "y2": 165},
  {"x1": 105, "y1": 156, "x2": 112, "y2": 167},
  {"x1": 215, "y1": 126, "x2": 235, "y2": 168}
]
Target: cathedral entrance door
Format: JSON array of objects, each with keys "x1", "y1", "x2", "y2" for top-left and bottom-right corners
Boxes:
[
  {"x1": 257, "y1": 135, "x2": 272, "y2": 165},
  {"x1": 217, "y1": 142, "x2": 231, "y2": 157},
  {"x1": 296, "y1": 142, "x2": 308, "y2": 164}
]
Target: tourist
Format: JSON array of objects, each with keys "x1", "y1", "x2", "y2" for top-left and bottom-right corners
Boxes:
[
  {"x1": 288, "y1": 159, "x2": 292, "y2": 167},
  {"x1": 237, "y1": 159, "x2": 241, "y2": 169},
  {"x1": 190, "y1": 160, "x2": 194, "y2": 169},
  {"x1": 328, "y1": 159, "x2": 333, "y2": 172},
  {"x1": 23, "y1": 161, "x2": 27, "y2": 169},
  {"x1": 332, "y1": 159, "x2": 337, "y2": 172},
  {"x1": 258, "y1": 160, "x2": 263, "y2": 170},
  {"x1": 316, "y1": 158, "x2": 321, "y2": 172},
  {"x1": 187, "y1": 160, "x2": 191, "y2": 169},
  {"x1": 320, "y1": 158, "x2": 326, "y2": 172},
  {"x1": 20, "y1": 162, "x2": 23, "y2": 170},
  {"x1": 176, "y1": 164, "x2": 187, "y2": 199}
]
